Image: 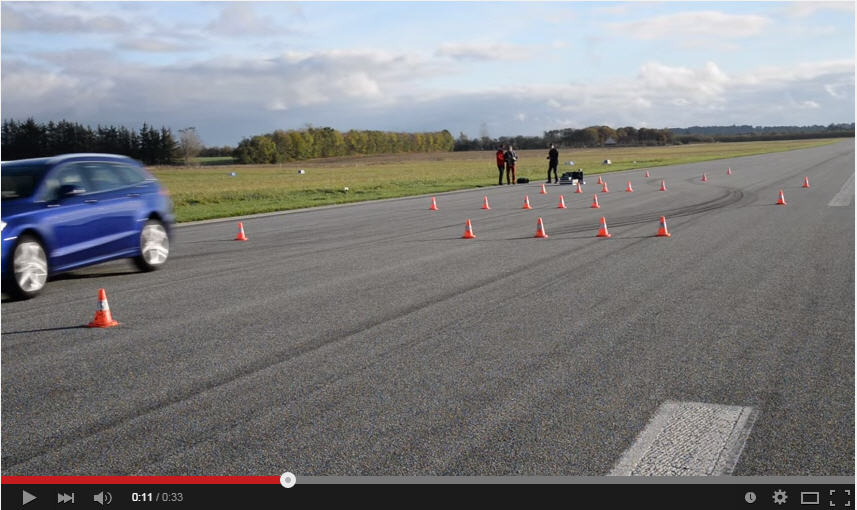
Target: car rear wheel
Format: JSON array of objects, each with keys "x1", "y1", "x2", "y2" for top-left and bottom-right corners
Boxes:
[
  {"x1": 8, "y1": 235, "x2": 48, "y2": 299},
  {"x1": 134, "y1": 219, "x2": 169, "y2": 271}
]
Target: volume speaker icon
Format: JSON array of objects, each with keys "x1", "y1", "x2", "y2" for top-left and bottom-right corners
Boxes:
[{"x1": 94, "y1": 491, "x2": 113, "y2": 505}]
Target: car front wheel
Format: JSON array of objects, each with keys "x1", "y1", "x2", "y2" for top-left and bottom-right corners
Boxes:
[
  {"x1": 8, "y1": 235, "x2": 48, "y2": 299},
  {"x1": 134, "y1": 219, "x2": 169, "y2": 271}
]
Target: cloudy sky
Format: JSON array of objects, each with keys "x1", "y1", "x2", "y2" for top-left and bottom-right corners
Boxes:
[{"x1": 1, "y1": 1, "x2": 854, "y2": 146}]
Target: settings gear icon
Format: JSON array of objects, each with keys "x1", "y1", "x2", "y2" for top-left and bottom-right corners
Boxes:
[{"x1": 772, "y1": 490, "x2": 788, "y2": 505}]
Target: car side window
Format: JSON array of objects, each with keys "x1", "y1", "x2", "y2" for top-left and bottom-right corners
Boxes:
[
  {"x1": 80, "y1": 163, "x2": 128, "y2": 193},
  {"x1": 39, "y1": 164, "x2": 89, "y2": 201},
  {"x1": 112, "y1": 163, "x2": 148, "y2": 186}
]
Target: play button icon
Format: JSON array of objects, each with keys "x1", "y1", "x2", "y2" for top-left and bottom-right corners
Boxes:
[{"x1": 23, "y1": 490, "x2": 37, "y2": 505}]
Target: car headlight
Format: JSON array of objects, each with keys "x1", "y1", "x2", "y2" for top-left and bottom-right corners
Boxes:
[{"x1": 0, "y1": 221, "x2": 5, "y2": 232}]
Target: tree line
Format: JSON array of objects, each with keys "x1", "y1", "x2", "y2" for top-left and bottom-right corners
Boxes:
[
  {"x1": 670, "y1": 123, "x2": 854, "y2": 136},
  {"x1": 232, "y1": 127, "x2": 455, "y2": 164},
  {"x1": 455, "y1": 126, "x2": 675, "y2": 151},
  {"x1": 2, "y1": 118, "x2": 179, "y2": 165},
  {"x1": 669, "y1": 123, "x2": 855, "y2": 144},
  {"x1": 454, "y1": 123, "x2": 855, "y2": 151}
]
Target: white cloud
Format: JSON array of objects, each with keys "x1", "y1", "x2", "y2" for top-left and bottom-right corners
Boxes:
[
  {"x1": 634, "y1": 97, "x2": 653, "y2": 109},
  {"x1": 1, "y1": 3, "x2": 131, "y2": 33},
  {"x1": 596, "y1": 5, "x2": 630, "y2": 16},
  {"x1": 637, "y1": 61, "x2": 730, "y2": 103},
  {"x1": 334, "y1": 72, "x2": 381, "y2": 99},
  {"x1": 798, "y1": 100, "x2": 821, "y2": 109},
  {"x1": 609, "y1": 11, "x2": 771, "y2": 40},
  {"x1": 206, "y1": 3, "x2": 285, "y2": 37},
  {"x1": 118, "y1": 38, "x2": 196, "y2": 53},
  {"x1": 783, "y1": 2, "x2": 855, "y2": 18},
  {"x1": 736, "y1": 59, "x2": 854, "y2": 87},
  {"x1": 436, "y1": 42, "x2": 531, "y2": 61},
  {"x1": 825, "y1": 84, "x2": 845, "y2": 98},
  {"x1": 266, "y1": 99, "x2": 289, "y2": 112}
]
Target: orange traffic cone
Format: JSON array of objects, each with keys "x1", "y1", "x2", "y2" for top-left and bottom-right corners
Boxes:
[
  {"x1": 462, "y1": 219, "x2": 476, "y2": 239},
  {"x1": 601, "y1": 181, "x2": 610, "y2": 193},
  {"x1": 802, "y1": 176, "x2": 810, "y2": 188},
  {"x1": 540, "y1": 183, "x2": 548, "y2": 194},
  {"x1": 776, "y1": 189, "x2": 787, "y2": 205},
  {"x1": 597, "y1": 175, "x2": 603, "y2": 185},
  {"x1": 534, "y1": 217, "x2": 549, "y2": 238},
  {"x1": 701, "y1": 173, "x2": 708, "y2": 182},
  {"x1": 644, "y1": 170, "x2": 650, "y2": 178},
  {"x1": 656, "y1": 216, "x2": 671, "y2": 237},
  {"x1": 727, "y1": 168, "x2": 732, "y2": 176},
  {"x1": 481, "y1": 195, "x2": 491, "y2": 209},
  {"x1": 591, "y1": 194, "x2": 601, "y2": 209},
  {"x1": 235, "y1": 222, "x2": 249, "y2": 241},
  {"x1": 88, "y1": 288, "x2": 119, "y2": 328},
  {"x1": 429, "y1": 197, "x2": 439, "y2": 211},
  {"x1": 575, "y1": 182, "x2": 583, "y2": 193},
  {"x1": 596, "y1": 217, "x2": 611, "y2": 238},
  {"x1": 659, "y1": 180, "x2": 667, "y2": 192},
  {"x1": 557, "y1": 195, "x2": 567, "y2": 209},
  {"x1": 523, "y1": 195, "x2": 533, "y2": 209},
  {"x1": 625, "y1": 181, "x2": 634, "y2": 192}
]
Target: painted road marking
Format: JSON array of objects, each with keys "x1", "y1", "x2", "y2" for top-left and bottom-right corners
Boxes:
[
  {"x1": 609, "y1": 401, "x2": 758, "y2": 476},
  {"x1": 829, "y1": 173, "x2": 855, "y2": 207}
]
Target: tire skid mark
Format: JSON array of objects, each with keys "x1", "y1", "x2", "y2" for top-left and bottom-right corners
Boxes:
[{"x1": 548, "y1": 188, "x2": 744, "y2": 236}]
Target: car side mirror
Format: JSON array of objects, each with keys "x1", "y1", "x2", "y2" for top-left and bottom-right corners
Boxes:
[{"x1": 58, "y1": 184, "x2": 86, "y2": 198}]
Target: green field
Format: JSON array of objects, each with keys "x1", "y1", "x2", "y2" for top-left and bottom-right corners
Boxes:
[{"x1": 152, "y1": 139, "x2": 844, "y2": 222}]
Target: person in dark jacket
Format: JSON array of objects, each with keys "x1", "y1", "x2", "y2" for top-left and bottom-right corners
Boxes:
[
  {"x1": 496, "y1": 146, "x2": 505, "y2": 185},
  {"x1": 546, "y1": 144, "x2": 559, "y2": 183},
  {"x1": 505, "y1": 145, "x2": 518, "y2": 184}
]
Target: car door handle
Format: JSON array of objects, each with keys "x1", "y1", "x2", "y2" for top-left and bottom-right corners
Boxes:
[
  {"x1": 127, "y1": 193, "x2": 141, "y2": 198},
  {"x1": 84, "y1": 199, "x2": 99, "y2": 204}
]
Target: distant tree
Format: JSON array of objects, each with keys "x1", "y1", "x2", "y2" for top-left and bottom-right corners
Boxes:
[
  {"x1": 160, "y1": 126, "x2": 179, "y2": 164},
  {"x1": 617, "y1": 126, "x2": 637, "y2": 145},
  {"x1": 178, "y1": 127, "x2": 203, "y2": 165},
  {"x1": 233, "y1": 135, "x2": 279, "y2": 164},
  {"x1": 582, "y1": 127, "x2": 599, "y2": 147},
  {"x1": 271, "y1": 130, "x2": 294, "y2": 161},
  {"x1": 597, "y1": 126, "x2": 617, "y2": 146}
]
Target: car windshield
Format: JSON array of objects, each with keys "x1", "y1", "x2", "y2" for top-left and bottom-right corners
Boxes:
[{"x1": 1, "y1": 163, "x2": 50, "y2": 200}]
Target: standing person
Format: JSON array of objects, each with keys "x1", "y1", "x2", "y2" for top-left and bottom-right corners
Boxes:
[
  {"x1": 546, "y1": 144, "x2": 559, "y2": 183},
  {"x1": 495, "y1": 145, "x2": 506, "y2": 185},
  {"x1": 505, "y1": 144, "x2": 518, "y2": 184}
]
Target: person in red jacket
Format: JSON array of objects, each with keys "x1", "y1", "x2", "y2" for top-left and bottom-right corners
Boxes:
[{"x1": 495, "y1": 146, "x2": 505, "y2": 185}]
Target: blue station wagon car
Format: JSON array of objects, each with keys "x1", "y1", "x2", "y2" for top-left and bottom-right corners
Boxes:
[{"x1": 1, "y1": 153, "x2": 174, "y2": 299}]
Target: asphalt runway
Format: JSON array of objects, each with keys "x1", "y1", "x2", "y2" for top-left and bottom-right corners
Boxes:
[{"x1": 2, "y1": 141, "x2": 853, "y2": 476}]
